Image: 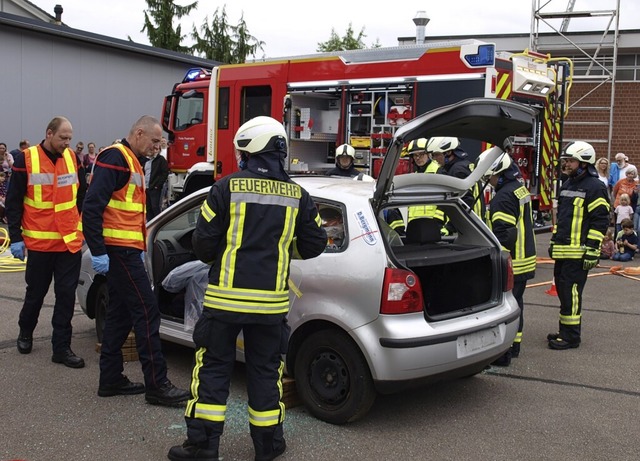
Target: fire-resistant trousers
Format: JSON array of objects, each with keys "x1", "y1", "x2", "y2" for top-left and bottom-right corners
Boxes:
[
  {"x1": 19, "y1": 249, "x2": 81, "y2": 354},
  {"x1": 553, "y1": 258, "x2": 588, "y2": 343},
  {"x1": 99, "y1": 248, "x2": 168, "y2": 388},
  {"x1": 512, "y1": 280, "x2": 527, "y2": 345},
  {"x1": 184, "y1": 311, "x2": 287, "y2": 455}
]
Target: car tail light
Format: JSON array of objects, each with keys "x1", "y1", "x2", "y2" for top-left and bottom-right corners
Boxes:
[
  {"x1": 502, "y1": 252, "x2": 514, "y2": 292},
  {"x1": 380, "y1": 267, "x2": 424, "y2": 314}
]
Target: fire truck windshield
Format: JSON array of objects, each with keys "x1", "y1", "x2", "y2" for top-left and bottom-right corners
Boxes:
[{"x1": 174, "y1": 91, "x2": 204, "y2": 131}]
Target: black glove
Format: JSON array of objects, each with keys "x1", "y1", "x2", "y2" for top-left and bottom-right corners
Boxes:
[
  {"x1": 582, "y1": 247, "x2": 600, "y2": 271},
  {"x1": 548, "y1": 244, "x2": 554, "y2": 259}
]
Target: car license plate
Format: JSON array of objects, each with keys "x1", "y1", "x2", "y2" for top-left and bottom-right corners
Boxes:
[{"x1": 457, "y1": 326, "x2": 500, "y2": 358}]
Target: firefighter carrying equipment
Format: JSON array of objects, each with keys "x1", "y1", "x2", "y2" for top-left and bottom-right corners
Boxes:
[
  {"x1": 21, "y1": 145, "x2": 83, "y2": 253},
  {"x1": 98, "y1": 143, "x2": 146, "y2": 250}
]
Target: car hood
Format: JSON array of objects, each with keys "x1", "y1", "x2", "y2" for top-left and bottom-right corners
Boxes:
[{"x1": 373, "y1": 98, "x2": 537, "y2": 209}]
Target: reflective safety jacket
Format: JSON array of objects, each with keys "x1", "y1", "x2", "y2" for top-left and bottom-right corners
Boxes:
[
  {"x1": 99, "y1": 144, "x2": 146, "y2": 250},
  {"x1": 22, "y1": 145, "x2": 82, "y2": 253},
  {"x1": 193, "y1": 169, "x2": 327, "y2": 321},
  {"x1": 408, "y1": 159, "x2": 446, "y2": 224},
  {"x1": 551, "y1": 171, "x2": 610, "y2": 259},
  {"x1": 488, "y1": 178, "x2": 536, "y2": 280}
]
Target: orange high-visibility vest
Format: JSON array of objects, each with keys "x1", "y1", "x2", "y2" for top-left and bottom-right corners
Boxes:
[
  {"x1": 100, "y1": 144, "x2": 146, "y2": 250},
  {"x1": 22, "y1": 145, "x2": 83, "y2": 253}
]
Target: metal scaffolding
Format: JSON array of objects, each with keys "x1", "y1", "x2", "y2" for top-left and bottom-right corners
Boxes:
[{"x1": 530, "y1": 0, "x2": 620, "y2": 159}]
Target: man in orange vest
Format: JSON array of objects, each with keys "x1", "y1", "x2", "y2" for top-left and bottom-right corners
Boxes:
[
  {"x1": 6, "y1": 116, "x2": 87, "y2": 368},
  {"x1": 82, "y1": 115, "x2": 189, "y2": 406}
]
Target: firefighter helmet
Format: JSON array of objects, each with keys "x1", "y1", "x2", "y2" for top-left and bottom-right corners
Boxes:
[
  {"x1": 335, "y1": 144, "x2": 356, "y2": 159},
  {"x1": 426, "y1": 137, "x2": 460, "y2": 154},
  {"x1": 407, "y1": 138, "x2": 428, "y2": 155},
  {"x1": 233, "y1": 116, "x2": 287, "y2": 156},
  {"x1": 561, "y1": 141, "x2": 596, "y2": 165},
  {"x1": 478, "y1": 149, "x2": 512, "y2": 177}
]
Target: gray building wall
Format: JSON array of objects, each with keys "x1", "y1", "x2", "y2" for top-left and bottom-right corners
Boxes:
[{"x1": 0, "y1": 12, "x2": 215, "y2": 150}]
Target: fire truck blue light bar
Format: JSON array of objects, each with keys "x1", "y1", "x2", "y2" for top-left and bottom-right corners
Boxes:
[{"x1": 464, "y1": 44, "x2": 495, "y2": 67}]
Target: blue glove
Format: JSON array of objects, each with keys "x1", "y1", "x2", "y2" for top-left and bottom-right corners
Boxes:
[
  {"x1": 92, "y1": 254, "x2": 110, "y2": 274},
  {"x1": 10, "y1": 241, "x2": 25, "y2": 261},
  {"x1": 140, "y1": 251, "x2": 146, "y2": 263}
]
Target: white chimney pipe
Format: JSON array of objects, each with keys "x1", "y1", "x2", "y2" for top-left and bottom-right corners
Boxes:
[{"x1": 413, "y1": 10, "x2": 430, "y2": 45}]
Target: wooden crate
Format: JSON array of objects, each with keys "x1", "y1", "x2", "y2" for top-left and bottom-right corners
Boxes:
[
  {"x1": 282, "y1": 377, "x2": 301, "y2": 408},
  {"x1": 95, "y1": 331, "x2": 139, "y2": 362}
]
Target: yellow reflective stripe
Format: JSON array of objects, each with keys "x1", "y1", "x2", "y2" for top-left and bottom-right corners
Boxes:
[
  {"x1": 514, "y1": 331, "x2": 523, "y2": 343},
  {"x1": 587, "y1": 229, "x2": 604, "y2": 242},
  {"x1": 30, "y1": 147, "x2": 44, "y2": 204},
  {"x1": 54, "y1": 200, "x2": 77, "y2": 212},
  {"x1": 61, "y1": 148, "x2": 79, "y2": 199},
  {"x1": 492, "y1": 211, "x2": 517, "y2": 226},
  {"x1": 194, "y1": 402, "x2": 226, "y2": 422},
  {"x1": 23, "y1": 229, "x2": 62, "y2": 239},
  {"x1": 220, "y1": 201, "x2": 245, "y2": 288},
  {"x1": 201, "y1": 200, "x2": 216, "y2": 222},
  {"x1": 186, "y1": 347, "x2": 206, "y2": 417},
  {"x1": 315, "y1": 212, "x2": 322, "y2": 227},
  {"x1": 560, "y1": 314, "x2": 581, "y2": 326},
  {"x1": 551, "y1": 245, "x2": 586, "y2": 259},
  {"x1": 276, "y1": 207, "x2": 297, "y2": 292},
  {"x1": 206, "y1": 285, "x2": 289, "y2": 302},
  {"x1": 24, "y1": 197, "x2": 54, "y2": 209},
  {"x1": 203, "y1": 298, "x2": 289, "y2": 314},
  {"x1": 570, "y1": 197, "x2": 584, "y2": 247},
  {"x1": 103, "y1": 228, "x2": 144, "y2": 241},
  {"x1": 513, "y1": 255, "x2": 536, "y2": 274},
  {"x1": 248, "y1": 407, "x2": 281, "y2": 426},
  {"x1": 588, "y1": 197, "x2": 609, "y2": 213},
  {"x1": 62, "y1": 231, "x2": 79, "y2": 244},
  {"x1": 106, "y1": 198, "x2": 144, "y2": 211}
]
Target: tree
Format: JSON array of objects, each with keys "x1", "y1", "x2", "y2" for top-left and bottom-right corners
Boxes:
[
  {"x1": 317, "y1": 23, "x2": 379, "y2": 52},
  {"x1": 191, "y1": 6, "x2": 264, "y2": 63},
  {"x1": 141, "y1": 0, "x2": 198, "y2": 53}
]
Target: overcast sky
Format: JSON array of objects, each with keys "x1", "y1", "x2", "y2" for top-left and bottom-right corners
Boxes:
[{"x1": 34, "y1": 0, "x2": 638, "y2": 58}]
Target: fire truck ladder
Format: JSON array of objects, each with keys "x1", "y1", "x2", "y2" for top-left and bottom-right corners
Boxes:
[{"x1": 530, "y1": 0, "x2": 620, "y2": 160}]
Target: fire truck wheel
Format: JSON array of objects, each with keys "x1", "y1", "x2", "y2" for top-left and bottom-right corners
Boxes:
[{"x1": 294, "y1": 329, "x2": 376, "y2": 424}]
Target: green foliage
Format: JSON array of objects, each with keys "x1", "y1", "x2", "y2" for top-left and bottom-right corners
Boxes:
[
  {"x1": 141, "y1": 0, "x2": 198, "y2": 53},
  {"x1": 191, "y1": 6, "x2": 264, "y2": 63},
  {"x1": 317, "y1": 23, "x2": 379, "y2": 52}
]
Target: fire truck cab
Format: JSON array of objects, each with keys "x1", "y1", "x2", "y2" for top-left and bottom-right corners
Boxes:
[{"x1": 161, "y1": 40, "x2": 570, "y2": 221}]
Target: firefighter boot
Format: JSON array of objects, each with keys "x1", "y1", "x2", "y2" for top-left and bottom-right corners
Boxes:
[
  {"x1": 251, "y1": 425, "x2": 286, "y2": 461},
  {"x1": 17, "y1": 329, "x2": 33, "y2": 354},
  {"x1": 511, "y1": 342, "x2": 521, "y2": 358},
  {"x1": 548, "y1": 336, "x2": 580, "y2": 350},
  {"x1": 167, "y1": 441, "x2": 219, "y2": 461}
]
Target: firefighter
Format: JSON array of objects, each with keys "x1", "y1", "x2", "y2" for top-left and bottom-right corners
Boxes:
[
  {"x1": 6, "y1": 116, "x2": 86, "y2": 368},
  {"x1": 82, "y1": 115, "x2": 190, "y2": 405},
  {"x1": 428, "y1": 136, "x2": 485, "y2": 218},
  {"x1": 325, "y1": 143, "x2": 360, "y2": 177},
  {"x1": 547, "y1": 141, "x2": 610, "y2": 350},
  {"x1": 169, "y1": 116, "x2": 326, "y2": 461},
  {"x1": 479, "y1": 150, "x2": 536, "y2": 365}
]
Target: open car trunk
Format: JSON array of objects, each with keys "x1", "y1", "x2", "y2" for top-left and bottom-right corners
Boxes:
[{"x1": 380, "y1": 201, "x2": 504, "y2": 321}]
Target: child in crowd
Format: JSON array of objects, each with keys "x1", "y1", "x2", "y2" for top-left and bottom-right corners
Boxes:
[
  {"x1": 600, "y1": 228, "x2": 615, "y2": 259},
  {"x1": 615, "y1": 193, "x2": 634, "y2": 236},
  {"x1": 613, "y1": 219, "x2": 638, "y2": 262}
]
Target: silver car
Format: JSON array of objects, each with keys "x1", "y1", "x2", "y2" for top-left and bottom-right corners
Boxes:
[{"x1": 77, "y1": 98, "x2": 535, "y2": 424}]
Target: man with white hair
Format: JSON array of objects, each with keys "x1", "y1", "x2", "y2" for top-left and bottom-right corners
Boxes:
[{"x1": 609, "y1": 152, "x2": 635, "y2": 191}]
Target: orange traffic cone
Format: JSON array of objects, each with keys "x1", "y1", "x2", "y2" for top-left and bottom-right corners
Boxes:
[{"x1": 545, "y1": 278, "x2": 557, "y2": 296}]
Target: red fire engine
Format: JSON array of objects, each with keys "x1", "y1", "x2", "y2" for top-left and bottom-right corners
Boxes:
[{"x1": 161, "y1": 40, "x2": 571, "y2": 219}]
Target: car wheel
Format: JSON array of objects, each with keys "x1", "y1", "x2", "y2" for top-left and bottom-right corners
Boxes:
[
  {"x1": 94, "y1": 282, "x2": 108, "y2": 343},
  {"x1": 294, "y1": 330, "x2": 376, "y2": 424}
]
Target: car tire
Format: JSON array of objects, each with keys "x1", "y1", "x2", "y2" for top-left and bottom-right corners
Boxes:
[
  {"x1": 294, "y1": 330, "x2": 376, "y2": 424},
  {"x1": 94, "y1": 281, "x2": 108, "y2": 343}
]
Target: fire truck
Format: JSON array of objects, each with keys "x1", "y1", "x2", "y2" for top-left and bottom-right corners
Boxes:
[{"x1": 161, "y1": 39, "x2": 571, "y2": 218}]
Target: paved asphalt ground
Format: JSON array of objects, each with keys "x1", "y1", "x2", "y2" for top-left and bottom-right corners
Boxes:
[{"x1": 1, "y1": 229, "x2": 639, "y2": 461}]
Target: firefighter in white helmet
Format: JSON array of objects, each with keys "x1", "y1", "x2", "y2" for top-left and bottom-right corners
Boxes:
[
  {"x1": 479, "y1": 149, "x2": 536, "y2": 365},
  {"x1": 169, "y1": 116, "x2": 326, "y2": 461},
  {"x1": 326, "y1": 143, "x2": 360, "y2": 177},
  {"x1": 547, "y1": 141, "x2": 609, "y2": 350},
  {"x1": 427, "y1": 136, "x2": 485, "y2": 218}
]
